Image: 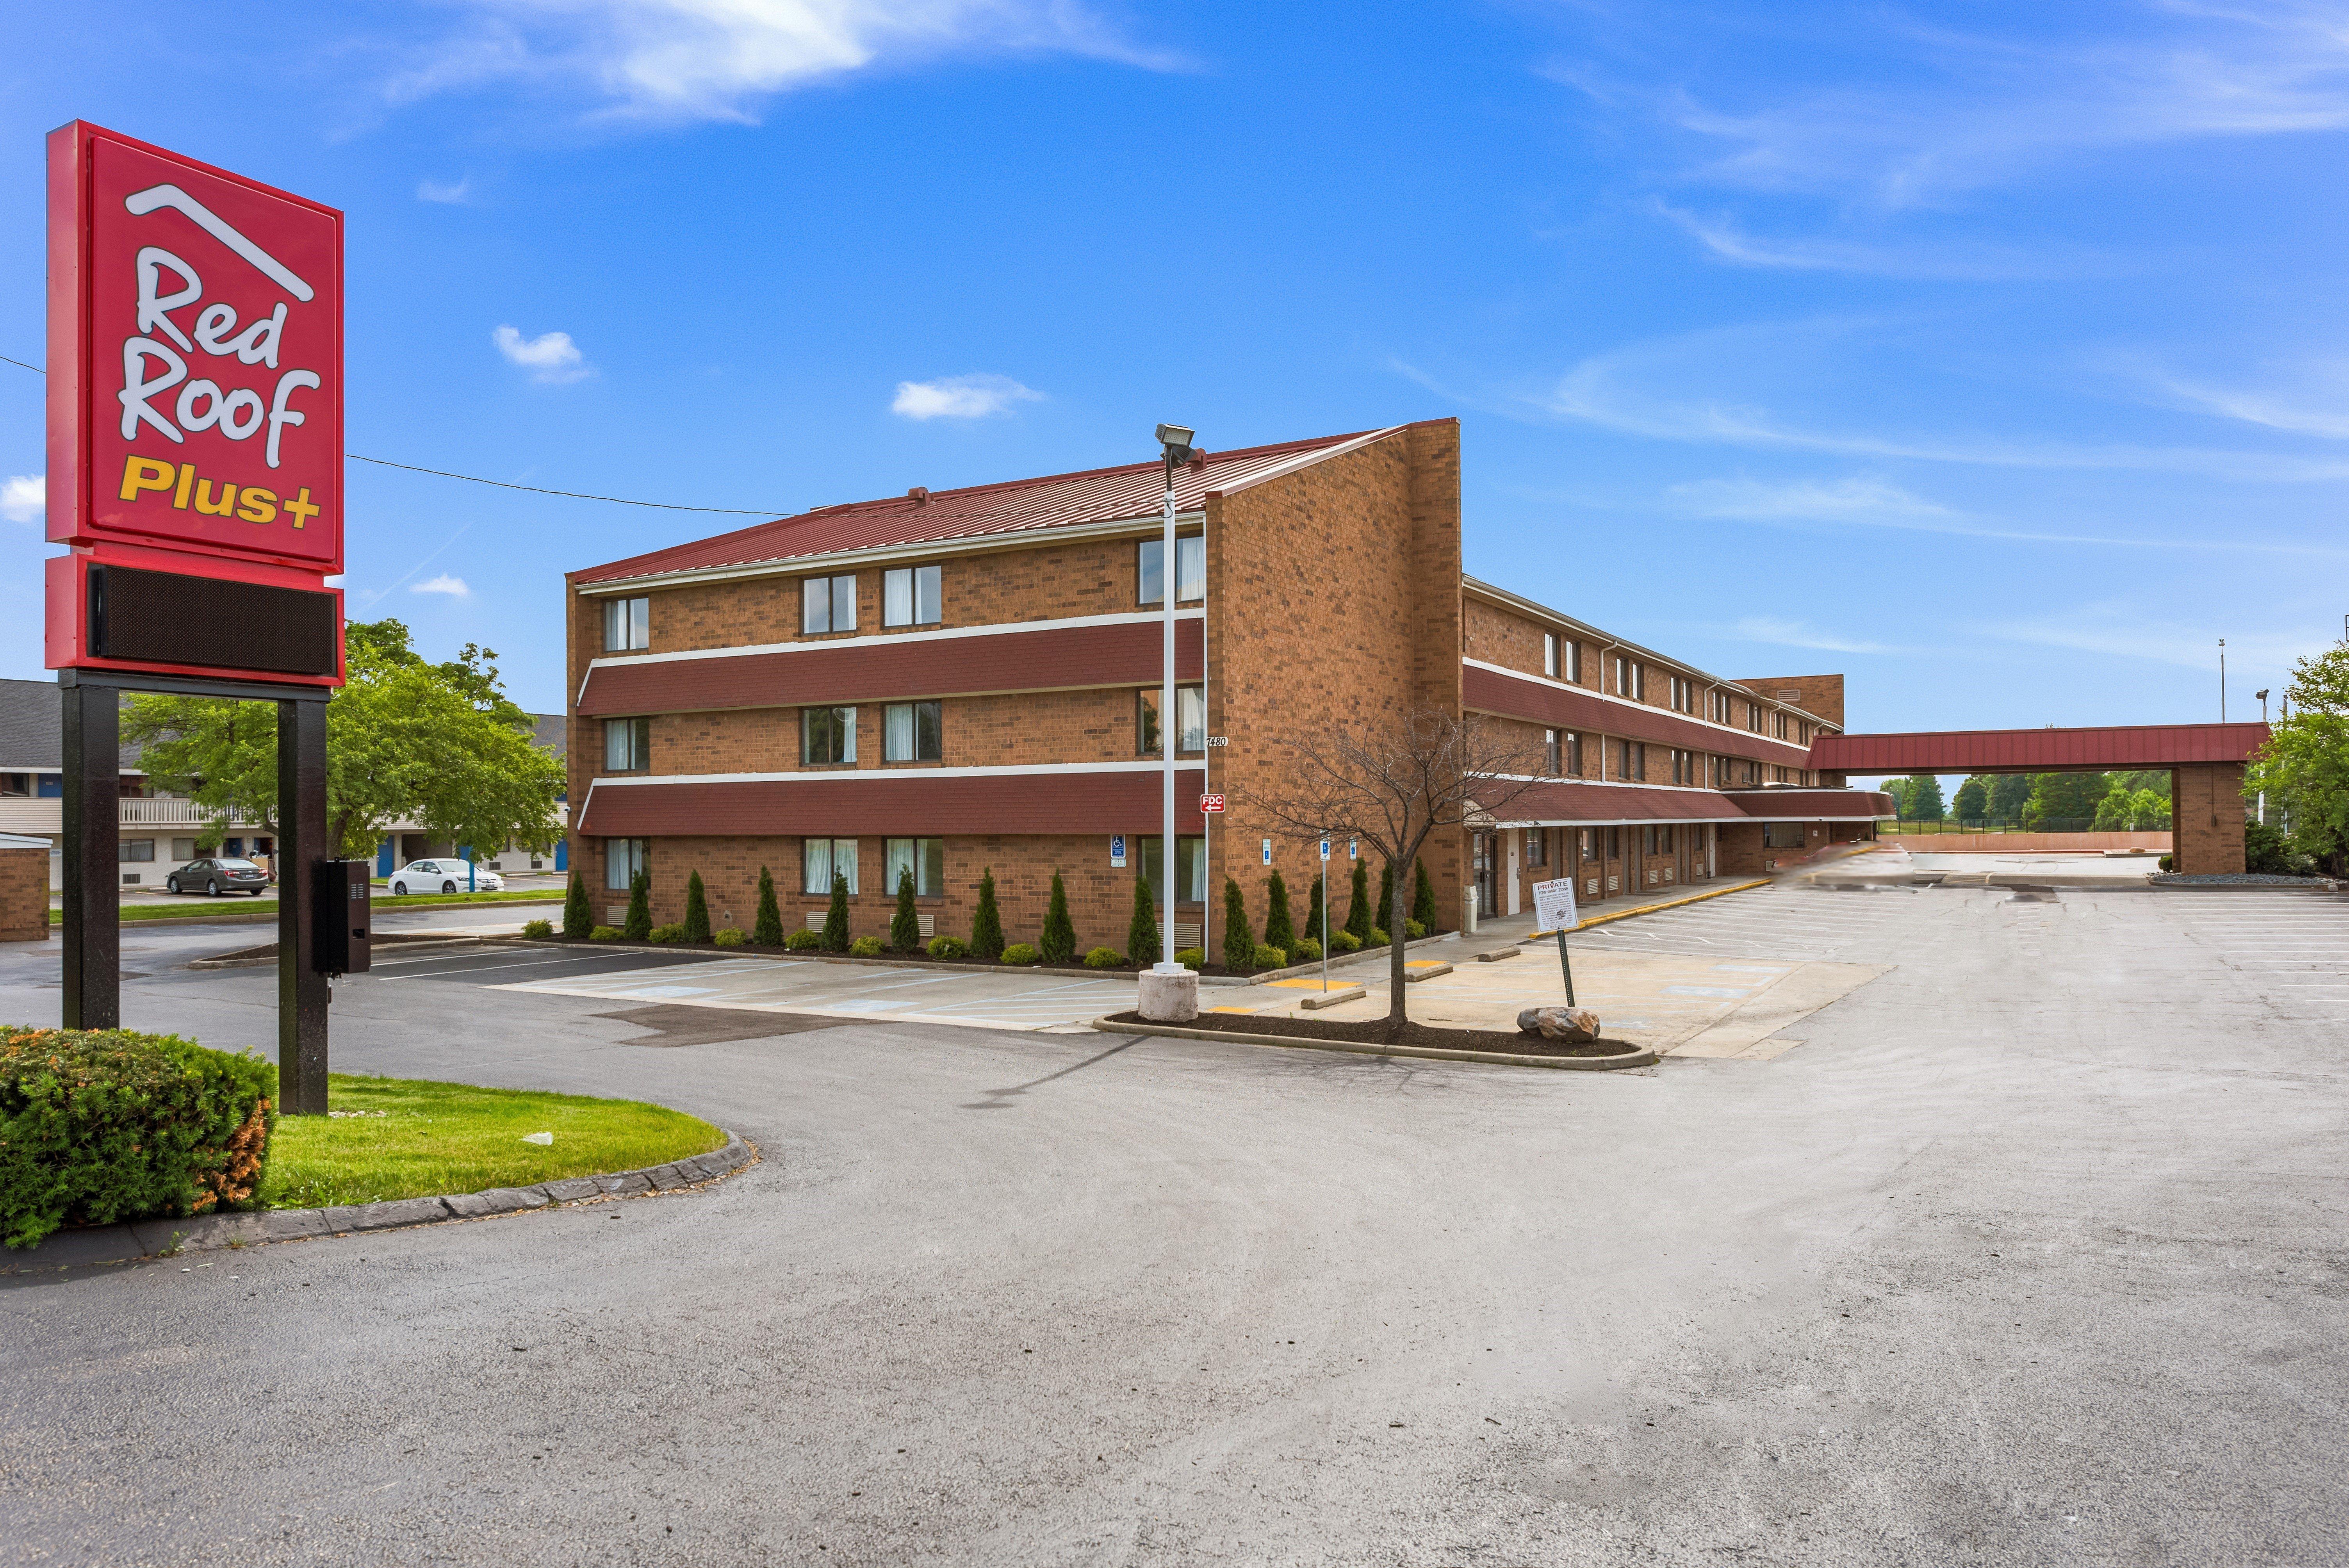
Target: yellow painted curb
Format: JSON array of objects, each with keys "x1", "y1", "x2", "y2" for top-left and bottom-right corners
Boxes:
[{"x1": 1528, "y1": 877, "x2": 1771, "y2": 939}]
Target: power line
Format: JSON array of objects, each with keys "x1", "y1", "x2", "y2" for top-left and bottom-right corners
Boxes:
[{"x1": 2, "y1": 352, "x2": 793, "y2": 517}]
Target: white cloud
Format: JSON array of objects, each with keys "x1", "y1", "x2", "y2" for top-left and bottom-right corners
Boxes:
[
  {"x1": 418, "y1": 176, "x2": 473, "y2": 203},
  {"x1": 409, "y1": 0, "x2": 1181, "y2": 123},
  {"x1": 891, "y1": 372, "x2": 1043, "y2": 421},
  {"x1": 1670, "y1": 475, "x2": 1955, "y2": 524},
  {"x1": 412, "y1": 574, "x2": 471, "y2": 596},
  {"x1": 2155, "y1": 362, "x2": 2349, "y2": 440},
  {"x1": 0, "y1": 474, "x2": 41, "y2": 525},
  {"x1": 1647, "y1": 201, "x2": 2103, "y2": 281},
  {"x1": 1731, "y1": 617, "x2": 1889, "y2": 655},
  {"x1": 494, "y1": 324, "x2": 591, "y2": 383},
  {"x1": 1982, "y1": 609, "x2": 2327, "y2": 674}
]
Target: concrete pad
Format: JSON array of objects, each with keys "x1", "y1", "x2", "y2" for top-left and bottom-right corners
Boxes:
[
  {"x1": 1403, "y1": 961, "x2": 1453, "y2": 982},
  {"x1": 1664, "y1": 963, "x2": 1885, "y2": 1057}
]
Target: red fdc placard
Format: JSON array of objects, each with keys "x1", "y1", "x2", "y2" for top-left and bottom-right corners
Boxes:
[
  {"x1": 1199, "y1": 793, "x2": 1226, "y2": 813},
  {"x1": 46, "y1": 120, "x2": 344, "y2": 685}
]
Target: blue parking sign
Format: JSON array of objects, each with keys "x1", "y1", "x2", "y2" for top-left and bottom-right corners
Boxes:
[{"x1": 1110, "y1": 834, "x2": 1126, "y2": 868}]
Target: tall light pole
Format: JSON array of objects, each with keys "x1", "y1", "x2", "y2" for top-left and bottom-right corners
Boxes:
[
  {"x1": 2218, "y1": 639, "x2": 2227, "y2": 723},
  {"x1": 1153, "y1": 422, "x2": 1198, "y2": 976}
]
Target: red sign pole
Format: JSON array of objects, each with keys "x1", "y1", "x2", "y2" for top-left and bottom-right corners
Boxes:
[{"x1": 46, "y1": 122, "x2": 349, "y2": 1111}]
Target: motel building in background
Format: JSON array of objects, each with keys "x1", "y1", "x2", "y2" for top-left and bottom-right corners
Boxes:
[{"x1": 565, "y1": 419, "x2": 1895, "y2": 949}]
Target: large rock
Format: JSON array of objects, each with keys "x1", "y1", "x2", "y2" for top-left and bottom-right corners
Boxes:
[{"x1": 1517, "y1": 1006, "x2": 1601, "y2": 1042}]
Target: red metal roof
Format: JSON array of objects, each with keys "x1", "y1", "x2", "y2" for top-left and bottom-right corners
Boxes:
[
  {"x1": 1813, "y1": 723, "x2": 2270, "y2": 775},
  {"x1": 570, "y1": 428, "x2": 1402, "y2": 587},
  {"x1": 1463, "y1": 663, "x2": 1814, "y2": 770},
  {"x1": 1476, "y1": 780, "x2": 1896, "y2": 823},
  {"x1": 576, "y1": 768, "x2": 1206, "y2": 838}
]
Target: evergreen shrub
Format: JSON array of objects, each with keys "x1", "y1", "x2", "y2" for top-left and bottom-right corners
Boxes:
[
  {"x1": 1, "y1": 1026, "x2": 276, "y2": 1249},
  {"x1": 850, "y1": 935, "x2": 885, "y2": 958},
  {"x1": 1330, "y1": 930, "x2": 1361, "y2": 953},
  {"x1": 890, "y1": 866, "x2": 922, "y2": 951},
  {"x1": 1174, "y1": 947, "x2": 1205, "y2": 971},
  {"x1": 1369, "y1": 927, "x2": 1390, "y2": 948},
  {"x1": 1084, "y1": 947, "x2": 1124, "y2": 968},
  {"x1": 649, "y1": 923, "x2": 687, "y2": 944},
  {"x1": 520, "y1": 918, "x2": 553, "y2": 939},
  {"x1": 927, "y1": 935, "x2": 969, "y2": 959},
  {"x1": 683, "y1": 871, "x2": 712, "y2": 944},
  {"x1": 753, "y1": 866, "x2": 784, "y2": 947},
  {"x1": 1000, "y1": 943, "x2": 1041, "y2": 965},
  {"x1": 624, "y1": 871, "x2": 652, "y2": 941},
  {"x1": 1128, "y1": 877, "x2": 1160, "y2": 968},
  {"x1": 1262, "y1": 871, "x2": 1296, "y2": 955},
  {"x1": 785, "y1": 928, "x2": 824, "y2": 951},
  {"x1": 1039, "y1": 872, "x2": 1076, "y2": 964},
  {"x1": 970, "y1": 868, "x2": 1005, "y2": 960},
  {"x1": 714, "y1": 928, "x2": 747, "y2": 948},
  {"x1": 589, "y1": 926, "x2": 623, "y2": 943},
  {"x1": 1413, "y1": 859, "x2": 1436, "y2": 932},
  {"x1": 1251, "y1": 944, "x2": 1287, "y2": 970},
  {"x1": 1222, "y1": 877, "x2": 1254, "y2": 972},
  {"x1": 1290, "y1": 936, "x2": 1322, "y2": 963},
  {"x1": 562, "y1": 871, "x2": 591, "y2": 938},
  {"x1": 822, "y1": 871, "x2": 851, "y2": 952},
  {"x1": 1405, "y1": 919, "x2": 1426, "y2": 941}
]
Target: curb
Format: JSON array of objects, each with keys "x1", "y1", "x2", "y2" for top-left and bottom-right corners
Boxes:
[
  {"x1": 1091, "y1": 1015, "x2": 1657, "y2": 1072},
  {"x1": 4, "y1": 1131, "x2": 756, "y2": 1273},
  {"x1": 1524, "y1": 877, "x2": 1771, "y2": 939},
  {"x1": 45, "y1": 895, "x2": 566, "y2": 932}
]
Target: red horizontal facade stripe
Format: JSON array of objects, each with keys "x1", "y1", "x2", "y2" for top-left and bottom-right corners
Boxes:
[
  {"x1": 1477, "y1": 780, "x2": 1895, "y2": 823},
  {"x1": 1812, "y1": 723, "x2": 2270, "y2": 774},
  {"x1": 576, "y1": 768, "x2": 1208, "y2": 839},
  {"x1": 580, "y1": 619, "x2": 1205, "y2": 716},
  {"x1": 1462, "y1": 665, "x2": 1815, "y2": 768}
]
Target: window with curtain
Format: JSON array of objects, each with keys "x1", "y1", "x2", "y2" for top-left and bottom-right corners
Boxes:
[
  {"x1": 1545, "y1": 728, "x2": 1561, "y2": 775},
  {"x1": 605, "y1": 837, "x2": 649, "y2": 891},
  {"x1": 804, "y1": 838, "x2": 859, "y2": 894},
  {"x1": 802, "y1": 574, "x2": 857, "y2": 634},
  {"x1": 1134, "y1": 836, "x2": 1208, "y2": 902},
  {"x1": 884, "y1": 701, "x2": 942, "y2": 762},
  {"x1": 1526, "y1": 829, "x2": 1547, "y2": 868},
  {"x1": 603, "y1": 716, "x2": 650, "y2": 772},
  {"x1": 802, "y1": 707, "x2": 857, "y2": 764},
  {"x1": 1137, "y1": 536, "x2": 1206, "y2": 605},
  {"x1": 602, "y1": 596, "x2": 648, "y2": 651},
  {"x1": 884, "y1": 837, "x2": 945, "y2": 896},
  {"x1": 1136, "y1": 686, "x2": 1206, "y2": 755},
  {"x1": 883, "y1": 564, "x2": 943, "y2": 627}
]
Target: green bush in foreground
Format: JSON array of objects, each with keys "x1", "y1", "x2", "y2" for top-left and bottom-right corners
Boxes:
[
  {"x1": 1222, "y1": 877, "x2": 1253, "y2": 973},
  {"x1": 1252, "y1": 943, "x2": 1287, "y2": 970},
  {"x1": 970, "y1": 867, "x2": 1005, "y2": 961},
  {"x1": 1405, "y1": 919, "x2": 1426, "y2": 941},
  {"x1": 1174, "y1": 946, "x2": 1205, "y2": 971},
  {"x1": 1, "y1": 1026, "x2": 276, "y2": 1249},
  {"x1": 589, "y1": 926, "x2": 624, "y2": 943},
  {"x1": 624, "y1": 871, "x2": 652, "y2": 942},
  {"x1": 683, "y1": 871, "x2": 713, "y2": 944},
  {"x1": 713, "y1": 928, "x2": 747, "y2": 947},
  {"x1": 649, "y1": 923, "x2": 688, "y2": 945},
  {"x1": 1000, "y1": 942, "x2": 1041, "y2": 965},
  {"x1": 1369, "y1": 927, "x2": 1390, "y2": 949},
  {"x1": 563, "y1": 870, "x2": 592, "y2": 939},
  {"x1": 1128, "y1": 876, "x2": 1160, "y2": 968},
  {"x1": 1329, "y1": 929, "x2": 1361, "y2": 954},
  {"x1": 520, "y1": 918, "x2": 553, "y2": 939},
  {"x1": 822, "y1": 871, "x2": 851, "y2": 953},
  {"x1": 1291, "y1": 936, "x2": 1322, "y2": 963},
  {"x1": 1084, "y1": 946, "x2": 1124, "y2": 968},
  {"x1": 753, "y1": 866, "x2": 784, "y2": 947},
  {"x1": 927, "y1": 935, "x2": 968, "y2": 959},
  {"x1": 1039, "y1": 871, "x2": 1076, "y2": 965},
  {"x1": 850, "y1": 935, "x2": 885, "y2": 958},
  {"x1": 785, "y1": 928, "x2": 823, "y2": 951},
  {"x1": 889, "y1": 867, "x2": 922, "y2": 952}
]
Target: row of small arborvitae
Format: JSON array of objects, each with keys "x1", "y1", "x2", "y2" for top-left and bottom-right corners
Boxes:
[{"x1": 526, "y1": 859, "x2": 1440, "y2": 973}]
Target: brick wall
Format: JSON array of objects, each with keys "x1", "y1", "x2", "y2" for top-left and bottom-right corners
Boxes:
[
  {"x1": 0, "y1": 845, "x2": 48, "y2": 942},
  {"x1": 2172, "y1": 763, "x2": 2246, "y2": 875},
  {"x1": 1737, "y1": 673, "x2": 1845, "y2": 730}
]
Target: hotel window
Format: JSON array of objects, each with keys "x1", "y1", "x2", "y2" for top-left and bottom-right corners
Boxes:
[
  {"x1": 1568, "y1": 732, "x2": 1584, "y2": 775},
  {"x1": 1763, "y1": 823, "x2": 1807, "y2": 849},
  {"x1": 1642, "y1": 825, "x2": 1657, "y2": 857},
  {"x1": 1576, "y1": 828, "x2": 1597, "y2": 863},
  {"x1": 804, "y1": 837, "x2": 859, "y2": 895},
  {"x1": 884, "y1": 701, "x2": 942, "y2": 763},
  {"x1": 1669, "y1": 675, "x2": 1693, "y2": 714},
  {"x1": 1659, "y1": 824, "x2": 1676, "y2": 852},
  {"x1": 1138, "y1": 536, "x2": 1206, "y2": 606},
  {"x1": 1543, "y1": 633, "x2": 1560, "y2": 679},
  {"x1": 1616, "y1": 740, "x2": 1644, "y2": 781},
  {"x1": 172, "y1": 838, "x2": 197, "y2": 862},
  {"x1": 802, "y1": 574, "x2": 858, "y2": 634},
  {"x1": 1607, "y1": 826, "x2": 1623, "y2": 859},
  {"x1": 802, "y1": 706, "x2": 857, "y2": 764},
  {"x1": 1135, "y1": 836, "x2": 1209, "y2": 902},
  {"x1": 1137, "y1": 685, "x2": 1206, "y2": 755},
  {"x1": 1526, "y1": 829, "x2": 1548, "y2": 868},
  {"x1": 884, "y1": 837, "x2": 945, "y2": 897},
  {"x1": 605, "y1": 837, "x2": 649, "y2": 891},
  {"x1": 603, "y1": 716, "x2": 651, "y2": 772},
  {"x1": 1545, "y1": 729, "x2": 1561, "y2": 775},
  {"x1": 601, "y1": 596, "x2": 649, "y2": 652},
  {"x1": 0, "y1": 773, "x2": 27, "y2": 796},
  {"x1": 118, "y1": 839, "x2": 155, "y2": 863},
  {"x1": 883, "y1": 564, "x2": 943, "y2": 627}
]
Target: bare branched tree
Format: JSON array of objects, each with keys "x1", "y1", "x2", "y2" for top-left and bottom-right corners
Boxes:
[{"x1": 1254, "y1": 707, "x2": 1550, "y2": 1034}]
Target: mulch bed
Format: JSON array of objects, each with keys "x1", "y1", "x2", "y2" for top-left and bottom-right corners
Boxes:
[
  {"x1": 520, "y1": 931, "x2": 1393, "y2": 980},
  {"x1": 1105, "y1": 1010, "x2": 1638, "y2": 1060}
]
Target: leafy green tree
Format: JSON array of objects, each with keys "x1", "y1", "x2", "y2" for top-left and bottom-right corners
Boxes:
[
  {"x1": 1038, "y1": 871, "x2": 1076, "y2": 964},
  {"x1": 1412, "y1": 859, "x2": 1436, "y2": 931},
  {"x1": 1344, "y1": 859, "x2": 1371, "y2": 941},
  {"x1": 625, "y1": 870, "x2": 652, "y2": 941},
  {"x1": 1261, "y1": 870, "x2": 1295, "y2": 955},
  {"x1": 1879, "y1": 777, "x2": 1912, "y2": 820},
  {"x1": 1989, "y1": 774, "x2": 2033, "y2": 820},
  {"x1": 890, "y1": 866, "x2": 923, "y2": 951},
  {"x1": 822, "y1": 870, "x2": 851, "y2": 951},
  {"x1": 2113, "y1": 770, "x2": 2172, "y2": 797},
  {"x1": 683, "y1": 871, "x2": 712, "y2": 943},
  {"x1": 753, "y1": 866, "x2": 784, "y2": 946},
  {"x1": 1221, "y1": 877, "x2": 1254, "y2": 971},
  {"x1": 2023, "y1": 772, "x2": 2112, "y2": 830},
  {"x1": 1900, "y1": 774, "x2": 1946, "y2": 822},
  {"x1": 1951, "y1": 776, "x2": 1990, "y2": 824},
  {"x1": 563, "y1": 870, "x2": 591, "y2": 938},
  {"x1": 121, "y1": 619, "x2": 563, "y2": 861},
  {"x1": 2249, "y1": 644, "x2": 2349, "y2": 875},
  {"x1": 1127, "y1": 874, "x2": 1159, "y2": 968},
  {"x1": 969, "y1": 867, "x2": 1004, "y2": 960}
]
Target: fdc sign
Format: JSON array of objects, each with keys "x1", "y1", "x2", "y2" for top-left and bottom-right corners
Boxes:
[{"x1": 43, "y1": 121, "x2": 359, "y2": 1115}]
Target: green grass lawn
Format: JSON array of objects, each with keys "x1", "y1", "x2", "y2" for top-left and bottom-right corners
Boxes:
[
  {"x1": 53, "y1": 890, "x2": 565, "y2": 925},
  {"x1": 260, "y1": 1074, "x2": 728, "y2": 1210}
]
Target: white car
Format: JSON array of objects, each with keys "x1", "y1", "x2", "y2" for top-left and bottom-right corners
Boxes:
[{"x1": 388, "y1": 860, "x2": 503, "y2": 895}]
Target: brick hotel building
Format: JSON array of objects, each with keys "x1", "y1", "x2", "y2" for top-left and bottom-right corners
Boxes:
[{"x1": 565, "y1": 419, "x2": 1892, "y2": 947}]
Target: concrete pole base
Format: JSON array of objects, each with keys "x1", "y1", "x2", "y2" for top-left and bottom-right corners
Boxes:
[{"x1": 1137, "y1": 969, "x2": 1200, "y2": 1022}]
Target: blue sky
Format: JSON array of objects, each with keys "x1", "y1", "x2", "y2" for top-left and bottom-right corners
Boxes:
[{"x1": 3, "y1": 1, "x2": 2344, "y2": 753}]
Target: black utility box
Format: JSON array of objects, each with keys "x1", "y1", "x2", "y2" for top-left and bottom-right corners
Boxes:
[{"x1": 313, "y1": 860, "x2": 372, "y2": 975}]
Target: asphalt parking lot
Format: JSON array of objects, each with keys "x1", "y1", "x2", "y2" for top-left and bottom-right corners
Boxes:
[{"x1": 4, "y1": 884, "x2": 2347, "y2": 1566}]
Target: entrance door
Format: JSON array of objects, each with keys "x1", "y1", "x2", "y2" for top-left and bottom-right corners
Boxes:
[{"x1": 1472, "y1": 832, "x2": 1496, "y2": 917}]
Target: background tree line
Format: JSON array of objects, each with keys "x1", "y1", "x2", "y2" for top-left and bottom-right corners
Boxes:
[{"x1": 1882, "y1": 770, "x2": 2173, "y2": 830}]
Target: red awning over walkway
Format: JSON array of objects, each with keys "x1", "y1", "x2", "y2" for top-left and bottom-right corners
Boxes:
[{"x1": 1811, "y1": 722, "x2": 2268, "y2": 776}]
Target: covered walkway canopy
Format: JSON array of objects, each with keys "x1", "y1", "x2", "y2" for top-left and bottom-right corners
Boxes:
[{"x1": 1810, "y1": 722, "x2": 2271, "y2": 874}]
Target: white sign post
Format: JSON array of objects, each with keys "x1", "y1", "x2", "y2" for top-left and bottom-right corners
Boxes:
[
  {"x1": 1318, "y1": 837, "x2": 1333, "y2": 992},
  {"x1": 1531, "y1": 877, "x2": 1580, "y2": 1006}
]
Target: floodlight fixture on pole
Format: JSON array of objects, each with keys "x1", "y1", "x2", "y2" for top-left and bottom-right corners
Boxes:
[
  {"x1": 1151, "y1": 422, "x2": 1198, "y2": 975},
  {"x1": 2256, "y1": 688, "x2": 2270, "y2": 724},
  {"x1": 2218, "y1": 639, "x2": 2227, "y2": 723}
]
